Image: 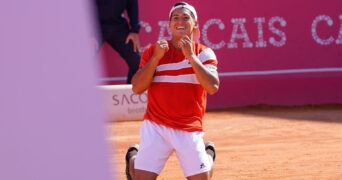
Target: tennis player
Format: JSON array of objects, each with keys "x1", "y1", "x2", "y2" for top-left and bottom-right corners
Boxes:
[{"x1": 126, "y1": 2, "x2": 219, "y2": 179}]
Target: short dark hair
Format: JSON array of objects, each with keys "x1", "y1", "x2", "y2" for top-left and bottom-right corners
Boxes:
[
  {"x1": 173, "y1": 2, "x2": 187, "y2": 7},
  {"x1": 170, "y1": 2, "x2": 196, "y2": 21}
]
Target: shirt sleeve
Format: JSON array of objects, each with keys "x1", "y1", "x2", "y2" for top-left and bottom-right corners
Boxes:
[
  {"x1": 139, "y1": 45, "x2": 155, "y2": 69},
  {"x1": 126, "y1": 0, "x2": 141, "y2": 33},
  {"x1": 198, "y1": 48, "x2": 218, "y2": 72}
]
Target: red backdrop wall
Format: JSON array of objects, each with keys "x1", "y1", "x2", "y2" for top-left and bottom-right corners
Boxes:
[{"x1": 97, "y1": 0, "x2": 342, "y2": 109}]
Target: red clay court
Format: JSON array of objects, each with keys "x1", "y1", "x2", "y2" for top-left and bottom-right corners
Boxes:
[{"x1": 108, "y1": 104, "x2": 342, "y2": 179}]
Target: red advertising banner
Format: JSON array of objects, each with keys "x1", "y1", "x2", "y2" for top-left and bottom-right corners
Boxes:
[{"x1": 98, "y1": 0, "x2": 342, "y2": 109}]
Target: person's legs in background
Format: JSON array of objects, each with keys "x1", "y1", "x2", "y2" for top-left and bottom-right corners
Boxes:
[{"x1": 107, "y1": 31, "x2": 141, "y2": 84}]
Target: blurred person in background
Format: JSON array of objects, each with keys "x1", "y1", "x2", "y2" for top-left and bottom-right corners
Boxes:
[{"x1": 94, "y1": 0, "x2": 141, "y2": 84}]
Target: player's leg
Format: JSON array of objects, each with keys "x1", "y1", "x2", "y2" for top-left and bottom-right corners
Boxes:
[
  {"x1": 126, "y1": 120, "x2": 173, "y2": 179},
  {"x1": 125, "y1": 144, "x2": 139, "y2": 180},
  {"x1": 126, "y1": 146, "x2": 158, "y2": 180},
  {"x1": 125, "y1": 143, "x2": 160, "y2": 180},
  {"x1": 126, "y1": 150, "x2": 158, "y2": 180},
  {"x1": 172, "y1": 131, "x2": 216, "y2": 180},
  {"x1": 185, "y1": 142, "x2": 216, "y2": 180},
  {"x1": 186, "y1": 172, "x2": 210, "y2": 180},
  {"x1": 133, "y1": 169, "x2": 158, "y2": 180},
  {"x1": 205, "y1": 141, "x2": 216, "y2": 179}
]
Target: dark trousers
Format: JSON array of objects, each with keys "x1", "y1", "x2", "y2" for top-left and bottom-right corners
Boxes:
[{"x1": 101, "y1": 24, "x2": 141, "y2": 84}]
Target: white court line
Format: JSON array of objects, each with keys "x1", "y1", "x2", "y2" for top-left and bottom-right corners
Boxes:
[
  {"x1": 99, "y1": 67, "x2": 342, "y2": 82},
  {"x1": 219, "y1": 67, "x2": 342, "y2": 77}
]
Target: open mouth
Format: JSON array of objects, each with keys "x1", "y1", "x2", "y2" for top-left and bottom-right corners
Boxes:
[
  {"x1": 176, "y1": 26, "x2": 185, "y2": 30},
  {"x1": 176, "y1": 26, "x2": 186, "y2": 33}
]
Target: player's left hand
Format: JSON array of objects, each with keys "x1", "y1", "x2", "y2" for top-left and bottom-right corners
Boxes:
[{"x1": 177, "y1": 35, "x2": 194, "y2": 59}]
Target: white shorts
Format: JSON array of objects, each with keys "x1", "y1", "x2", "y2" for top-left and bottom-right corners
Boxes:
[{"x1": 134, "y1": 120, "x2": 212, "y2": 177}]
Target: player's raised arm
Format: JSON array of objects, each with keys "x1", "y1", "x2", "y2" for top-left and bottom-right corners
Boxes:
[
  {"x1": 131, "y1": 40, "x2": 169, "y2": 94},
  {"x1": 178, "y1": 35, "x2": 220, "y2": 95}
]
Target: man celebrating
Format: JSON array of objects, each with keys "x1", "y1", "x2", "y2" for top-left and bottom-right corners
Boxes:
[{"x1": 126, "y1": 2, "x2": 219, "y2": 180}]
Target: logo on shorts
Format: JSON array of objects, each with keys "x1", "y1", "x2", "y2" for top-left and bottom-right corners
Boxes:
[{"x1": 200, "y1": 162, "x2": 206, "y2": 169}]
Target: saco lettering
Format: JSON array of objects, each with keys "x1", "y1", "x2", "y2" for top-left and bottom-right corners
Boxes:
[{"x1": 112, "y1": 92, "x2": 147, "y2": 105}]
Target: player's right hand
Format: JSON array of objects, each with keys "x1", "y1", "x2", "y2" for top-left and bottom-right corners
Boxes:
[{"x1": 153, "y1": 40, "x2": 169, "y2": 60}]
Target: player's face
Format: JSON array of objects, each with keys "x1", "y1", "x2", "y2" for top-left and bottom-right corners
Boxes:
[{"x1": 169, "y1": 8, "x2": 197, "y2": 39}]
